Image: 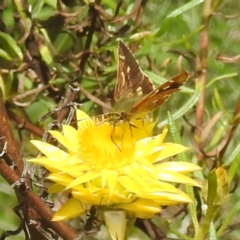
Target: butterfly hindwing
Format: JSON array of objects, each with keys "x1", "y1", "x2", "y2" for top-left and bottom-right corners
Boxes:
[
  {"x1": 114, "y1": 41, "x2": 154, "y2": 102},
  {"x1": 129, "y1": 72, "x2": 189, "y2": 114}
]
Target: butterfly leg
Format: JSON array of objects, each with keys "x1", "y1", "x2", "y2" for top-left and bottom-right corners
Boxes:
[
  {"x1": 127, "y1": 120, "x2": 138, "y2": 139},
  {"x1": 110, "y1": 123, "x2": 121, "y2": 151}
]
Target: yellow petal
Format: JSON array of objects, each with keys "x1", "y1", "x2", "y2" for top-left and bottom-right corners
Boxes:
[
  {"x1": 140, "y1": 191, "x2": 192, "y2": 203},
  {"x1": 157, "y1": 126, "x2": 168, "y2": 143},
  {"x1": 48, "y1": 183, "x2": 66, "y2": 193},
  {"x1": 157, "y1": 170, "x2": 202, "y2": 187},
  {"x1": 30, "y1": 140, "x2": 69, "y2": 161},
  {"x1": 47, "y1": 173, "x2": 74, "y2": 187},
  {"x1": 104, "y1": 210, "x2": 126, "y2": 240},
  {"x1": 73, "y1": 190, "x2": 107, "y2": 205},
  {"x1": 156, "y1": 161, "x2": 202, "y2": 173},
  {"x1": 154, "y1": 143, "x2": 189, "y2": 162},
  {"x1": 49, "y1": 125, "x2": 78, "y2": 151},
  {"x1": 76, "y1": 110, "x2": 93, "y2": 129},
  {"x1": 118, "y1": 198, "x2": 161, "y2": 215},
  {"x1": 52, "y1": 198, "x2": 86, "y2": 221},
  {"x1": 67, "y1": 171, "x2": 101, "y2": 188},
  {"x1": 28, "y1": 156, "x2": 61, "y2": 173},
  {"x1": 118, "y1": 176, "x2": 142, "y2": 194},
  {"x1": 104, "y1": 170, "x2": 118, "y2": 195}
]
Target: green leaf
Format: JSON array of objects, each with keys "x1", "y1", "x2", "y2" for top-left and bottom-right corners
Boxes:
[
  {"x1": 209, "y1": 221, "x2": 218, "y2": 240},
  {"x1": 2, "y1": 5, "x2": 15, "y2": 27},
  {"x1": 167, "y1": 112, "x2": 199, "y2": 233},
  {"x1": 217, "y1": 200, "x2": 240, "y2": 236},
  {"x1": 158, "y1": 80, "x2": 201, "y2": 129},
  {"x1": 154, "y1": 0, "x2": 204, "y2": 36},
  {"x1": 213, "y1": 88, "x2": 225, "y2": 111},
  {"x1": 44, "y1": 0, "x2": 57, "y2": 9},
  {"x1": 102, "y1": 0, "x2": 117, "y2": 9},
  {"x1": 206, "y1": 170, "x2": 217, "y2": 205},
  {"x1": 0, "y1": 48, "x2": 12, "y2": 60},
  {"x1": 227, "y1": 148, "x2": 240, "y2": 184},
  {"x1": 206, "y1": 73, "x2": 238, "y2": 88},
  {"x1": 0, "y1": 32, "x2": 23, "y2": 59}
]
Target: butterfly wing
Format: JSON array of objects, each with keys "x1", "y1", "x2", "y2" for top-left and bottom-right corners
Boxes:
[
  {"x1": 114, "y1": 41, "x2": 154, "y2": 102},
  {"x1": 129, "y1": 72, "x2": 189, "y2": 114}
]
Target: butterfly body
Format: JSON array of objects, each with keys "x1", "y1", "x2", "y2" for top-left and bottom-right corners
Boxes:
[
  {"x1": 93, "y1": 111, "x2": 128, "y2": 125},
  {"x1": 93, "y1": 40, "x2": 189, "y2": 125},
  {"x1": 113, "y1": 95, "x2": 144, "y2": 112}
]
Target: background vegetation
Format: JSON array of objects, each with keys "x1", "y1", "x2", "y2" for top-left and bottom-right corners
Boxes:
[{"x1": 1, "y1": 0, "x2": 240, "y2": 239}]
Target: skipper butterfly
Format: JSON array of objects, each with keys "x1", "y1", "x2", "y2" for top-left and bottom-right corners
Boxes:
[{"x1": 93, "y1": 41, "x2": 189, "y2": 124}]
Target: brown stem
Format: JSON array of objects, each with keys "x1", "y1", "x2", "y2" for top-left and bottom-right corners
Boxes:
[
  {"x1": 8, "y1": 110, "x2": 44, "y2": 138},
  {"x1": 78, "y1": 0, "x2": 101, "y2": 83},
  {"x1": 195, "y1": 0, "x2": 212, "y2": 161},
  {"x1": 0, "y1": 95, "x2": 23, "y2": 175},
  {"x1": 135, "y1": 219, "x2": 167, "y2": 240},
  {"x1": 0, "y1": 94, "x2": 78, "y2": 239}
]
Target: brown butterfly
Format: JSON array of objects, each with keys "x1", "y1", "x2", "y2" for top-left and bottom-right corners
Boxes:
[{"x1": 94, "y1": 40, "x2": 189, "y2": 124}]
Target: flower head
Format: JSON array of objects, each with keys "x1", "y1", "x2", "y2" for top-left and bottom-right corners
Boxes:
[{"x1": 28, "y1": 110, "x2": 201, "y2": 240}]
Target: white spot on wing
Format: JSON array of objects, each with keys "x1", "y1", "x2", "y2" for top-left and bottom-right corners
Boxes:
[
  {"x1": 162, "y1": 86, "x2": 170, "y2": 90},
  {"x1": 119, "y1": 55, "x2": 125, "y2": 60},
  {"x1": 121, "y1": 72, "x2": 125, "y2": 85},
  {"x1": 136, "y1": 86, "x2": 143, "y2": 95}
]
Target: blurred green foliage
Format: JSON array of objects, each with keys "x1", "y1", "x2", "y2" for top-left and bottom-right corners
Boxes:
[{"x1": 1, "y1": 0, "x2": 240, "y2": 239}]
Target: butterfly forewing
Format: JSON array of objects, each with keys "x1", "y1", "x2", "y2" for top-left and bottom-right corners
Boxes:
[
  {"x1": 114, "y1": 41, "x2": 154, "y2": 102},
  {"x1": 129, "y1": 72, "x2": 189, "y2": 115}
]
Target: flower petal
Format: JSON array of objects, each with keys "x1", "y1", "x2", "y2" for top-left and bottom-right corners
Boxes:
[
  {"x1": 30, "y1": 140, "x2": 69, "y2": 161},
  {"x1": 67, "y1": 171, "x2": 101, "y2": 188},
  {"x1": 157, "y1": 170, "x2": 202, "y2": 187},
  {"x1": 76, "y1": 110, "x2": 93, "y2": 129},
  {"x1": 156, "y1": 161, "x2": 202, "y2": 173},
  {"x1": 104, "y1": 210, "x2": 126, "y2": 240},
  {"x1": 52, "y1": 198, "x2": 86, "y2": 221}
]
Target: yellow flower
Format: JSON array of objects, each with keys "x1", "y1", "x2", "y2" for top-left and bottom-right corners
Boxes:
[{"x1": 28, "y1": 110, "x2": 201, "y2": 240}]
